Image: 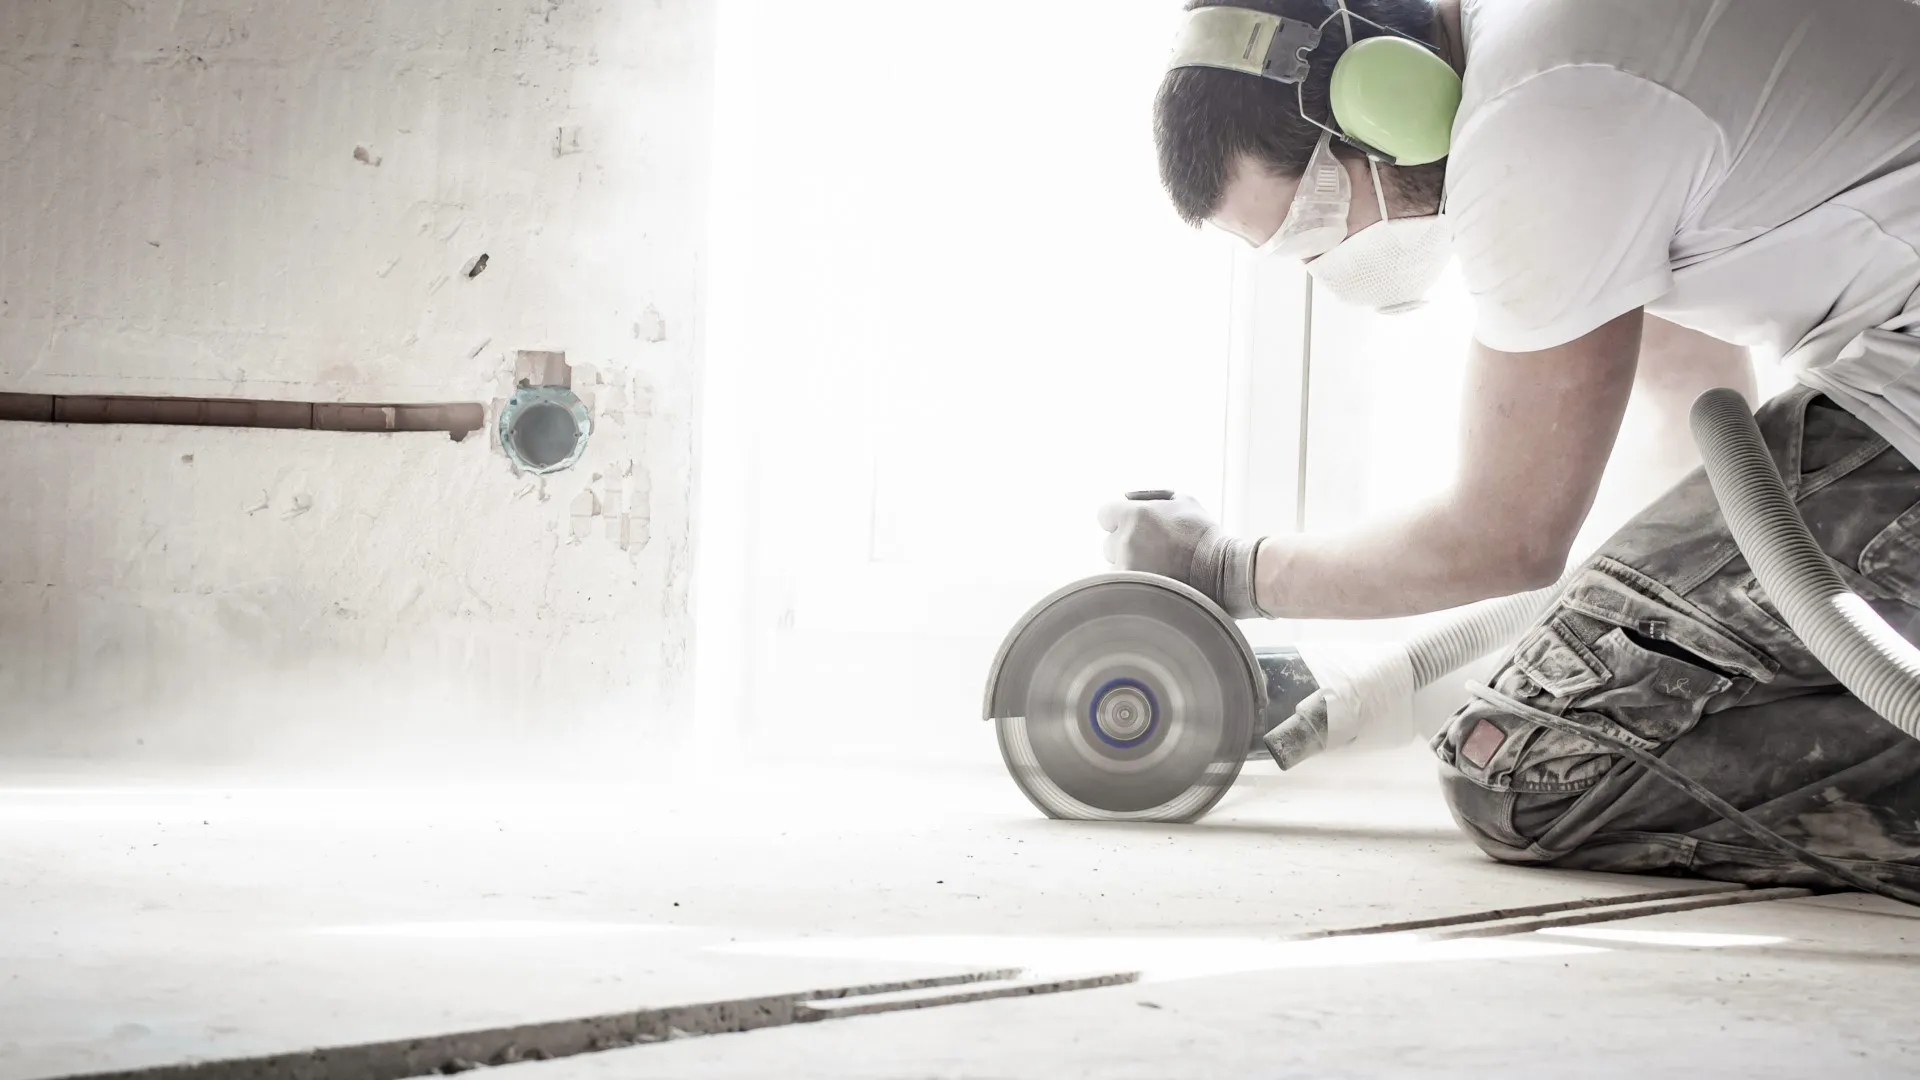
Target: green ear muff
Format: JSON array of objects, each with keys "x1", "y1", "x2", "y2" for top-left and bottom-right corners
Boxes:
[
  {"x1": 1328, "y1": 36, "x2": 1462, "y2": 167},
  {"x1": 1166, "y1": 6, "x2": 1464, "y2": 168}
]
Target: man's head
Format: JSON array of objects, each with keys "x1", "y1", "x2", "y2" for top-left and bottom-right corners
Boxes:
[{"x1": 1155, "y1": 0, "x2": 1450, "y2": 249}]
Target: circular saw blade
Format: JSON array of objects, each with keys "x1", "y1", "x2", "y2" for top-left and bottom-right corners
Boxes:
[{"x1": 984, "y1": 573, "x2": 1261, "y2": 823}]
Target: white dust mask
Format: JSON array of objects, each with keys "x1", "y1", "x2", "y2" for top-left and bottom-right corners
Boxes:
[
  {"x1": 1254, "y1": 131, "x2": 1350, "y2": 260},
  {"x1": 1305, "y1": 158, "x2": 1452, "y2": 315}
]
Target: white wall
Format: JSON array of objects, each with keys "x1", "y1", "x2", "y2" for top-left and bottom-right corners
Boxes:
[{"x1": 0, "y1": 0, "x2": 714, "y2": 770}]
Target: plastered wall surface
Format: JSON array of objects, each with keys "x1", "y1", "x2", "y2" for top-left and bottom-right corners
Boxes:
[{"x1": 0, "y1": 0, "x2": 713, "y2": 765}]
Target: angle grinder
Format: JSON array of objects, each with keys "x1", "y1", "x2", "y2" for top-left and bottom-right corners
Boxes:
[{"x1": 982, "y1": 570, "x2": 1323, "y2": 823}]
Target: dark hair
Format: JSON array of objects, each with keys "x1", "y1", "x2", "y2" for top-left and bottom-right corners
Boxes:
[{"x1": 1154, "y1": 0, "x2": 1440, "y2": 225}]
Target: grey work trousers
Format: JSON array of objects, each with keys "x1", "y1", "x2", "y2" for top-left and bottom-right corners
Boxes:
[{"x1": 1433, "y1": 385, "x2": 1920, "y2": 898}]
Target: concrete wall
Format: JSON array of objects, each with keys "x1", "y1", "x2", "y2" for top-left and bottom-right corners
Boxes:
[{"x1": 0, "y1": 0, "x2": 714, "y2": 770}]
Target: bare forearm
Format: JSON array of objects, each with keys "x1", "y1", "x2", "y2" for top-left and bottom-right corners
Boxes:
[
  {"x1": 1253, "y1": 500, "x2": 1564, "y2": 620},
  {"x1": 1251, "y1": 313, "x2": 1643, "y2": 622}
]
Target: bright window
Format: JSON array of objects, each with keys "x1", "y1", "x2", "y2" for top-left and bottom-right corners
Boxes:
[
  {"x1": 1300, "y1": 265, "x2": 1478, "y2": 534},
  {"x1": 710, "y1": 0, "x2": 1243, "y2": 638}
]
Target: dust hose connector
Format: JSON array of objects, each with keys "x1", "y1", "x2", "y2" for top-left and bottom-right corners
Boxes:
[
  {"x1": 1692, "y1": 388, "x2": 1920, "y2": 739},
  {"x1": 1264, "y1": 689, "x2": 1329, "y2": 769}
]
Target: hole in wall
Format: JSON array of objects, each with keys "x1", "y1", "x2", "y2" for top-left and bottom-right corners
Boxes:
[
  {"x1": 511, "y1": 403, "x2": 582, "y2": 470},
  {"x1": 499, "y1": 387, "x2": 592, "y2": 475}
]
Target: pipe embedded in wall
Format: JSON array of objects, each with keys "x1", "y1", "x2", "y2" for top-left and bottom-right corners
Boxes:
[
  {"x1": 0, "y1": 394, "x2": 54, "y2": 423},
  {"x1": 0, "y1": 393, "x2": 484, "y2": 440}
]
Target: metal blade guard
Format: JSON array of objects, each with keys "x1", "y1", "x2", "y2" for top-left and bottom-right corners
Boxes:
[{"x1": 983, "y1": 573, "x2": 1267, "y2": 823}]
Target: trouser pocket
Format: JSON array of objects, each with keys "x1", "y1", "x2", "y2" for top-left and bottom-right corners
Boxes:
[{"x1": 1439, "y1": 565, "x2": 1756, "y2": 784}]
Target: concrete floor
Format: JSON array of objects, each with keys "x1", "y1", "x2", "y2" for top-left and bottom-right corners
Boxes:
[{"x1": 3, "y1": 744, "x2": 1915, "y2": 1080}]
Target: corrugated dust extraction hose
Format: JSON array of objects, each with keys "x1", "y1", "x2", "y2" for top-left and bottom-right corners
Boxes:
[{"x1": 1691, "y1": 387, "x2": 1920, "y2": 737}]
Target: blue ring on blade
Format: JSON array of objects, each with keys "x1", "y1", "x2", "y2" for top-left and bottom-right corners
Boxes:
[{"x1": 1089, "y1": 678, "x2": 1160, "y2": 749}]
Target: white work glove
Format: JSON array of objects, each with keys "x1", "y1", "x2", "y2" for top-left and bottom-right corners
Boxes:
[{"x1": 1096, "y1": 491, "x2": 1271, "y2": 620}]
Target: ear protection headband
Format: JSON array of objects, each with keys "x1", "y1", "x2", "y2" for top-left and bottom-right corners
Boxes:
[{"x1": 1167, "y1": 2, "x2": 1462, "y2": 167}]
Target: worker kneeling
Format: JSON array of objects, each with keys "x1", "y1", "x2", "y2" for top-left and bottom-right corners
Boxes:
[{"x1": 1109, "y1": 0, "x2": 1920, "y2": 896}]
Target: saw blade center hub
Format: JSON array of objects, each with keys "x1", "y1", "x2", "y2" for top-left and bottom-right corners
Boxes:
[{"x1": 1091, "y1": 679, "x2": 1159, "y2": 747}]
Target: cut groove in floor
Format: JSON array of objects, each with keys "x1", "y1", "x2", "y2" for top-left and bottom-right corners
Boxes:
[
  {"x1": 40, "y1": 970, "x2": 1024, "y2": 1080},
  {"x1": 27, "y1": 885, "x2": 1808, "y2": 1080}
]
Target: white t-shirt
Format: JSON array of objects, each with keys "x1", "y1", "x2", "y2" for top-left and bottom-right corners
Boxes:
[{"x1": 1448, "y1": 0, "x2": 1920, "y2": 463}]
